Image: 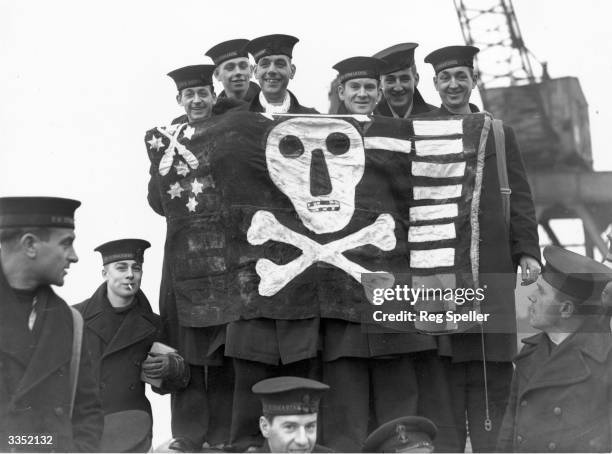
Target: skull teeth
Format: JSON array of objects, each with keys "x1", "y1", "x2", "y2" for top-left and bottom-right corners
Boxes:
[{"x1": 307, "y1": 200, "x2": 340, "y2": 212}]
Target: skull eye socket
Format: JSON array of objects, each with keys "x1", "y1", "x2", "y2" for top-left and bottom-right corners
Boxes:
[
  {"x1": 326, "y1": 132, "x2": 350, "y2": 155},
  {"x1": 279, "y1": 135, "x2": 305, "y2": 158}
]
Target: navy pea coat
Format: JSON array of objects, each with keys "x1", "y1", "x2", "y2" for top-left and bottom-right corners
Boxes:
[
  {"x1": 74, "y1": 283, "x2": 186, "y2": 416},
  {"x1": 0, "y1": 268, "x2": 103, "y2": 453},
  {"x1": 497, "y1": 331, "x2": 612, "y2": 452}
]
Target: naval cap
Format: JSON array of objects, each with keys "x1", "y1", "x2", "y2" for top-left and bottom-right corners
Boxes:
[
  {"x1": 363, "y1": 416, "x2": 437, "y2": 453},
  {"x1": 252, "y1": 376, "x2": 329, "y2": 416},
  {"x1": 246, "y1": 34, "x2": 299, "y2": 62},
  {"x1": 424, "y1": 45, "x2": 480, "y2": 73},
  {"x1": 373, "y1": 42, "x2": 419, "y2": 74},
  {"x1": 0, "y1": 197, "x2": 80, "y2": 229},
  {"x1": 167, "y1": 65, "x2": 216, "y2": 91},
  {"x1": 205, "y1": 39, "x2": 250, "y2": 66},
  {"x1": 94, "y1": 238, "x2": 151, "y2": 266},
  {"x1": 333, "y1": 56, "x2": 386, "y2": 84},
  {"x1": 542, "y1": 246, "x2": 612, "y2": 302}
]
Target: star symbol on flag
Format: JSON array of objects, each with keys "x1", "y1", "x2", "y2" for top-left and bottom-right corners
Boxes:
[
  {"x1": 186, "y1": 197, "x2": 198, "y2": 212},
  {"x1": 174, "y1": 161, "x2": 190, "y2": 177},
  {"x1": 183, "y1": 126, "x2": 195, "y2": 140},
  {"x1": 147, "y1": 135, "x2": 164, "y2": 151},
  {"x1": 167, "y1": 182, "x2": 184, "y2": 199},
  {"x1": 191, "y1": 178, "x2": 204, "y2": 196}
]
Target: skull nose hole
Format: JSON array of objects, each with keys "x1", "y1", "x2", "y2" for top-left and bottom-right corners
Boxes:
[{"x1": 310, "y1": 149, "x2": 332, "y2": 197}]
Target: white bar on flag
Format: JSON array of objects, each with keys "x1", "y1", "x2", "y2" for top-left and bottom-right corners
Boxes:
[
  {"x1": 411, "y1": 248, "x2": 455, "y2": 268},
  {"x1": 413, "y1": 119, "x2": 463, "y2": 136},
  {"x1": 414, "y1": 185, "x2": 462, "y2": 200},
  {"x1": 365, "y1": 137, "x2": 412, "y2": 154},
  {"x1": 412, "y1": 161, "x2": 466, "y2": 178},
  {"x1": 408, "y1": 223, "x2": 456, "y2": 242},
  {"x1": 409, "y1": 204, "x2": 458, "y2": 221},
  {"x1": 415, "y1": 139, "x2": 463, "y2": 156}
]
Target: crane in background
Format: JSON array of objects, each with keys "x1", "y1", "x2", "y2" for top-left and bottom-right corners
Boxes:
[{"x1": 454, "y1": 0, "x2": 612, "y2": 259}]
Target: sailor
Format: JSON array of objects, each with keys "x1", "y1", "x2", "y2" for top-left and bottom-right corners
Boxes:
[
  {"x1": 244, "y1": 34, "x2": 318, "y2": 114},
  {"x1": 0, "y1": 196, "x2": 103, "y2": 452},
  {"x1": 205, "y1": 38, "x2": 260, "y2": 102},
  {"x1": 252, "y1": 376, "x2": 332, "y2": 453},
  {"x1": 372, "y1": 43, "x2": 435, "y2": 117}
]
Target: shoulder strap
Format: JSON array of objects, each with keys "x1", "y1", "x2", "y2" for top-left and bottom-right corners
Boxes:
[
  {"x1": 69, "y1": 307, "x2": 83, "y2": 419},
  {"x1": 492, "y1": 119, "x2": 511, "y2": 225}
]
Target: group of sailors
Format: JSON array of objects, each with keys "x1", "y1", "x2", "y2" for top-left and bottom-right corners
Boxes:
[{"x1": 1, "y1": 32, "x2": 612, "y2": 454}]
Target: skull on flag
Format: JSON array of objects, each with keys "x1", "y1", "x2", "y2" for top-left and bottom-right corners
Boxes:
[{"x1": 265, "y1": 117, "x2": 365, "y2": 234}]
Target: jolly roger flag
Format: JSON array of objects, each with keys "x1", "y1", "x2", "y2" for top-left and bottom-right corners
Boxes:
[{"x1": 144, "y1": 112, "x2": 491, "y2": 332}]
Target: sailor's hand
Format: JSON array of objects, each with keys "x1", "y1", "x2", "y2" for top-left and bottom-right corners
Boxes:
[
  {"x1": 520, "y1": 256, "x2": 541, "y2": 286},
  {"x1": 142, "y1": 352, "x2": 171, "y2": 378}
]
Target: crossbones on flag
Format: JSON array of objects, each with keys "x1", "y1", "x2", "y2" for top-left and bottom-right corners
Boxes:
[{"x1": 145, "y1": 112, "x2": 491, "y2": 332}]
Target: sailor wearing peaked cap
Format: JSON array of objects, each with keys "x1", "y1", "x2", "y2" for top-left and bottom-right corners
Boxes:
[
  {"x1": 167, "y1": 64, "x2": 217, "y2": 123},
  {"x1": 243, "y1": 34, "x2": 317, "y2": 114},
  {"x1": 74, "y1": 238, "x2": 189, "y2": 452},
  {"x1": 363, "y1": 416, "x2": 437, "y2": 453},
  {"x1": 206, "y1": 39, "x2": 260, "y2": 102},
  {"x1": 496, "y1": 247, "x2": 612, "y2": 453},
  {"x1": 0, "y1": 196, "x2": 105, "y2": 452},
  {"x1": 373, "y1": 43, "x2": 435, "y2": 118},
  {"x1": 253, "y1": 377, "x2": 332, "y2": 453},
  {"x1": 333, "y1": 56, "x2": 385, "y2": 115}
]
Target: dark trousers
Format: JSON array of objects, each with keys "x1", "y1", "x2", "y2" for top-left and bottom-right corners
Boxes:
[
  {"x1": 416, "y1": 357, "x2": 513, "y2": 452},
  {"x1": 229, "y1": 357, "x2": 319, "y2": 451},
  {"x1": 321, "y1": 356, "x2": 419, "y2": 453},
  {"x1": 171, "y1": 359, "x2": 234, "y2": 447}
]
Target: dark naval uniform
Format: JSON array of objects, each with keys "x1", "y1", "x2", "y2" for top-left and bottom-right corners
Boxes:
[
  {"x1": 0, "y1": 269, "x2": 103, "y2": 453},
  {"x1": 226, "y1": 34, "x2": 321, "y2": 451},
  {"x1": 416, "y1": 103, "x2": 540, "y2": 452},
  {"x1": 374, "y1": 88, "x2": 435, "y2": 117},
  {"x1": 74, "y1": 285, "x2": 187, "y2": 413},
  {"x1": 149, "y1": 65, "x2": 240, "y2": 450},
  {"x1": 247, "y1": 89, "x2": 318, "y2": 114},
  {"x1": 497, "y1": 331, "x2": 612, "y2": 452},
  {"x1": 497, "y1": 246, "x2": 612, "y2": 453}
]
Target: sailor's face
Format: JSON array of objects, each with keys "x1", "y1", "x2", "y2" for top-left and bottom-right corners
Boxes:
[
  {"x1": 177, "y1": 85, "x2": 216, "y2": 122},
  {"x1": 381, "y1": 66, "x2": 419, "y2": 109},
  {"x1": 216, "y1": 57, "x2": 252, "y2": 98},
  {"x1": 35, "y1": 228, "x2": 78, "y2": 286},
  {"x1": 103, "y1": 260, "x2": 142, "y2": 299},
  {"x1": 260, "y1": 413, "x2": 318, "y2": 453},
  {"x1": 338, "y1": 78, "x2": 381, "y2": 115},
  {"x1": 527, "y1": 277, "x2": 563, "y2": 331},
  {"x1": 255, "y1": 55, "x2": 294, "y2": 98},
  {"x1": 434, "y1": 66, "x2": 476, "y2": 112}
]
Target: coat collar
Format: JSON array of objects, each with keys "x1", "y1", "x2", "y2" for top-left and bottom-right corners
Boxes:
[
  {"x1": 82, "y1": 283, "x2": 158, "y2": 358},
  {"x1": 12, "y1": 287, "x2": 72, "y2": 400},
  {"x1": 374, "y1": 88, "x2": 435, "y2": 117},
  {"x1": 249, "y1": 89, "x2": 302, "y2": 113},
  {"x1": 515, "y1": 330, "x2": 612, "y2": 396},
  {"x1": 0, "y1": 265, "x2": 33, "y2": 365}
]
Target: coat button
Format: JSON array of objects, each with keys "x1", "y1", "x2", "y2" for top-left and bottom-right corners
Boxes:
[
  {"x1": 54, "y1": 406, "x2": 64, "y2": 416},
  {"x1": 553, "y1": 407, "x2": 561, "y2": 416},
  {"x1": 548, "y1": 442, "x2": 556, "y2": 451},
  {"x1": 520, "y1": 400, "x2": 527, "y2": 407},
  {"x1": 517, "y1": 435, "x2": 523, "y2": 443},
  {"x1": 129, "y1": 384, "x2": 135, "y2": 390}
]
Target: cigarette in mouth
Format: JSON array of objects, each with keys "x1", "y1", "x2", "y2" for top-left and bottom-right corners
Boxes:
[{"x1": 128, "y1": 284, "x2": 133, "y2": 291}]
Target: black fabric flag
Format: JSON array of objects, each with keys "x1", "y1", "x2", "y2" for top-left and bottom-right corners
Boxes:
[{"x1": 145, "y1": 112, "x2": 491, "y2": 333}]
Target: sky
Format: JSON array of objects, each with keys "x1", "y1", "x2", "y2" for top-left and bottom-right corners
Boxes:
[{"x1": 1, "y1": 0, "x2": 611, "y2": 446}]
